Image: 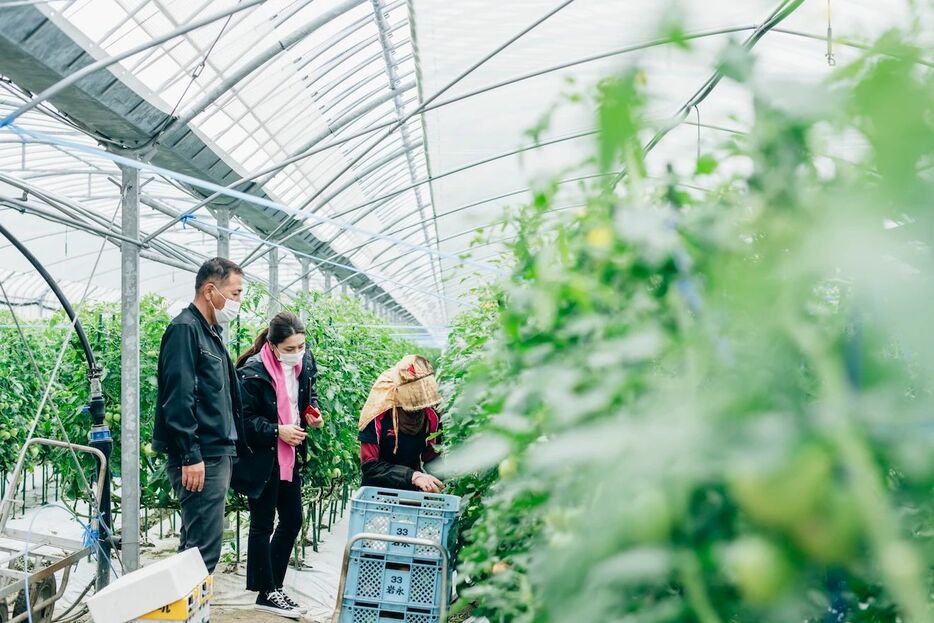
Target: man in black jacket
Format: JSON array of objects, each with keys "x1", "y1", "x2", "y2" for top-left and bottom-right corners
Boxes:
[{"x1": 152, "y1": 257, "x2": 246, "y2": 573}]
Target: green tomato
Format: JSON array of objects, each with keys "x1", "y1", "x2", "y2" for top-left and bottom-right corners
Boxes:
[
  {"x1": 722, "y1": 536, "x2": 793, "y2": 605},
  {"x1": 331, "y1": 467, "x2": 342, "y2": 479},
  {"x1": 730, "y1": 445, "x2": 832, "y2": 529},
  {"x1": 621, "y1": 489, "x2": 672, "y2": 543},
  {"x1": 497, "y1": 457, "x2": 518, "y2": 479},
  {"x1": 791, "y1": 492, "x2": 860, "y2": 564},
  {"x1": 0, "y1": 430, "x2": 10, "y2": 441}
]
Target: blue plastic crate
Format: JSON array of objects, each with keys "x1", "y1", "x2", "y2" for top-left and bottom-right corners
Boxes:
[
  {"x1": 336, "y1": 599, "x2": 440, "y2": 623},
  {"x1": 343, "y1": 551, "x2": 448, "y2": 610},
  {"x1": 349, "y1": 487, "x2": 460, "y2": 560}
]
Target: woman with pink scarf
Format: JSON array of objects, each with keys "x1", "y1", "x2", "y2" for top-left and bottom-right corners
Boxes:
[{"x1": 232, "y1": 312, "x2": 323, "y2": 619}]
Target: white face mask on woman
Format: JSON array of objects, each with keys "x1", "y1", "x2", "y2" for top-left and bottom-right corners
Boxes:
[{"x1": 276, "y1": 348, "x2": 304, "y2": 367}]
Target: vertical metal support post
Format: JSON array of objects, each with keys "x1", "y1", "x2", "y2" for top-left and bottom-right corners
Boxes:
[
  {"x1": 299, "y1": 257, "x2": 311, "y2": 322},
  {"x1": 324, "y1": 271, "x2": 332, "y2": 292},
  {"x1": 300, "y1": 258, "x2": 311, "y2": 295},
  {"x1": 214, "y1": 207, "x2": 231, "y2": 344},
  {"x1": 120, "y1": 164, "x2": 141, "y2": 573},
  {"x1": 268, "y1": 246, "x2": 280, "y2": 318}
]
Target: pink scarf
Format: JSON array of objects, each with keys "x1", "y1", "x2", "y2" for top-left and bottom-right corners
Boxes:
[{"x1": 260, "y1": 342, "x2": 303, "y2": 481}]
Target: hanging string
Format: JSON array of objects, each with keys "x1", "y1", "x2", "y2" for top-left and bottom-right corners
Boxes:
[{"x1": 825, "y1": 0, "x2": 836, "y2": 66}]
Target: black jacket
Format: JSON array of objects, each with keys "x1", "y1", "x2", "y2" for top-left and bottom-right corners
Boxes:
[
  {"x1": 152, "y1": 304, "x2": 246, "y2": 465},
  {"x1": 231, "y1": 349, "x2": 319, "y2": 498},
  {"x1": 358, "y1": 408, "x2": 441, "y2": 490}
]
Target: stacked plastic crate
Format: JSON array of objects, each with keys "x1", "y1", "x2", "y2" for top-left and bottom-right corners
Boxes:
[{"x1": 337, "y1": 487, "x2": 460, "y2": 623}]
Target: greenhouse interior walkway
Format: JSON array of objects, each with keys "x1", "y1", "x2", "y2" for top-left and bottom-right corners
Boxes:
[{"x1": 7, "y1": 482, "x2": 352, "y2": 623}]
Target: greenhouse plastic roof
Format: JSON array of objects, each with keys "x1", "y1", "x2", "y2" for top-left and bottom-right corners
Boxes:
[{"x1": 0, "y1": 0, "x2": 928, "y2": 343}]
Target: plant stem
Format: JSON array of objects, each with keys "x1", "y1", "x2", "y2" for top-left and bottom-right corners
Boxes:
[
  {"x1": 790, "y1": 323, "x2": 929, "y2": 623},
  {"x1": 678, "y1": 550, "x2": 723, "y2": 623}
]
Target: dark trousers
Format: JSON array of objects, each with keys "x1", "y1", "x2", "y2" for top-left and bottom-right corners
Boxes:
[
  {"x1": 246, "y1": 461, "x2": 303, "y2": 594},
  {"x1": 168, "y1": 455, "x2": 232, "y2": 574}
]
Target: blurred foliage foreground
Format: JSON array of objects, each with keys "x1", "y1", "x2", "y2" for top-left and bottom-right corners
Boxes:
[{"x1": 435, "y1": 25, "x2": 934, "y2": 623}]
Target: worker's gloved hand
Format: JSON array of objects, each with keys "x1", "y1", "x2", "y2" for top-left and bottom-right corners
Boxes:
[
  {"x1": 412, "y1": 471, "x2": 444, "y2": 493},
  {"x1": 278, "y1": 424, "x2": 307, "y2": 446}
]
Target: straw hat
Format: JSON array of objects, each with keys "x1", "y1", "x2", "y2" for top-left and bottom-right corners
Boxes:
[
  {"x1": 395, "y1": 355, "x2": 441, "y2": 411},
  {"x1": 358, "y1": 355, "x2": 441, "y2": 454}
]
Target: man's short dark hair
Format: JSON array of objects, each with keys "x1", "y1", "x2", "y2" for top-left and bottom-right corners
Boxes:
[{"x1": 195, "y1": 257, "x2": 243, "y2": 292}]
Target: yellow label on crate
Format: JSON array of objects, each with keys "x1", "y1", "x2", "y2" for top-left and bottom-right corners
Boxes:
[{"x1": 138, "y1": 576, "x2": 211, "y2": 621}]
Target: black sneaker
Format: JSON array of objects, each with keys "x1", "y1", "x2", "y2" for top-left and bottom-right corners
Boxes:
[
  {"x1": 255, "y1": 590, "x2": 301, "y2": 619},
  {"x1": 278, "y1": 589, "x2": 308, "y2": 614}
]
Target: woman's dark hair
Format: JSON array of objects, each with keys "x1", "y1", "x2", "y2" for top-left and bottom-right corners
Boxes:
[{"x1": 235, "y1": 311, "x2": 305, "y2": 368}]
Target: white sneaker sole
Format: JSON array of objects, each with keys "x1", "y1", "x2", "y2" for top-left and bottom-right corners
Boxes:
[{"x1": 255, "y1": 604, "x2": 301, "y2": 619}]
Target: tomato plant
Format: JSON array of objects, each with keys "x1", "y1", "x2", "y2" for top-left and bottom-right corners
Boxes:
[
  {"x1": 437, "y1": 30, "x2": 934, "y2": 623},
  {"x1": 0, "y1": 287, "x2": 418, "y2": 513}
]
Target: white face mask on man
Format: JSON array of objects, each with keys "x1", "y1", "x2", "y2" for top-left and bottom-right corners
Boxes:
[
  {"x1": 210, "y1": 287, "x2": 241, "y2": 323},
  {"x1": 276, "y1": 348, "x2": 304, "y2": 367}
]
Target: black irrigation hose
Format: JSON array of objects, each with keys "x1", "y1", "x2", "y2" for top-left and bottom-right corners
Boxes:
[
  {"x1": 0, "y1": 221, "x2": 98, "y2": 372},
  {"x1": 51, "y1": 576, "x2": 94, "y2": 622}
]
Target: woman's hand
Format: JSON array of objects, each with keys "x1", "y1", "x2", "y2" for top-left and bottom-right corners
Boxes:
[
  {"x1": 304, "y1": 406, "x2": 324, "y2": 429},
  {"x1": 278, "y1": 424, "x2": 306, "y2": 446},
  {"x1": 412, "y1": 471, "x2": 444, "y2": 493}
]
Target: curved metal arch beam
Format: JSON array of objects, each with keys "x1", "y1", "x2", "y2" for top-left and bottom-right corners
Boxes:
[
  {"x1": 236, "y1": 0, "x2": 578, "y2": 270},
  {"x1": 360, "y1": 156, "x2": 414, "y2": 190},
  {"x1": 139, "y1": 21, "x2": 749, "y2": 248},
  {"x1": 301, "y1": 33, "x2": 380, "y2": 84},
  {"x1": 169, "y1": 25, "x2": 759, "y2": 265},
  {"x1": 338, "y1": 170, "x2": 615, "y2": 263},
  {"x1": 0, "y1": 0, "x2": 265, "y2": 127},
  {"x1": 336, "y1": 112, "x2": 772, "y2": 259},
  {"x1": 315, "y1": 49, "x2": 413, "y2": 103},
  {"x1": 343, "y1": 127, "x2": 598, "y2": 218},
  {"x1": 141, "y1": 16, "x2": 898, "y2": 289},
  {"x1": 308, "y1": 5, "x2": 805, "y2": 260},
  {"x1": 325, "y1": 72, "x2": 416, "y2": 128},
  {"x1": 210, "y1": 220, "x2": 466, "y2": 308},
  {"x1": 372, "y1": 0, "x2": 439, "y2": 302},
  {"x1": 145, "y1": 0, "x2": 244, "y2": 103},
  {"x1": 246, "y1": 141, "x2": 421, "y2": 264},
  {"x1": 308, "y1": 117, "x2": 730, "y2": 250},
  {"x1": 311, "y1": 49, "x2": 386, "y2": 99},
  {"x1": 295, "y1": 0, "x2": 405, "y2": 76},
  {"x1": 167, "y1": 0, "x2": 368, "y2": 133},
  {"x1": 286, "y1": 208, "x2": 432, "y2": 295},
  {"x1": 306, "y1": 143, "x2": 418, "y2": 216},
  {"x1": 610, "y1": 0, "x2": 806, "y2": 188},
  {"x1": 0, "y1": 177, "x2": 266, "y2": 287},
  {"x1": 318, "y1": 224, "x2": 429, "y2": 295},
  {"x1": 339, "y1": 121, "x2": 414, "y2": 172},
  {"x1": 273, "y1": 127, "x2": 599, "y2": 255},
  {"x1": 274, "y1": 24, "x2": 773, "y2": 160},
  {"x1": 310, "y1": 24, "x2": 411, "y2": 88},
  {"x1": 17, "y1": 124, "x2": 504, "y2": 276},
  {"x1": 323, "y1": 67, "x2": 389, "y2": 109},
  {"x1": 153, "y1": 5, "x2": 256, "y2": 92},
  {"x1": 272, "y1": 0, "x2": 316, "y2": 29},
  {"x1": 300, "y1": 185, "x2": 414, "y2": 264},
  {"x1": 273, "y1": 0, "x2": 579, "y2": 232},
  {"x1": 140, "y1": 80, "x2": 414, "y2": 244}
]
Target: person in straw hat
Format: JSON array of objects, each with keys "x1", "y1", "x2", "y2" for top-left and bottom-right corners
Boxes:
[{"x1": 358, "y1": 354, "x2": 445, "y2": 493}]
